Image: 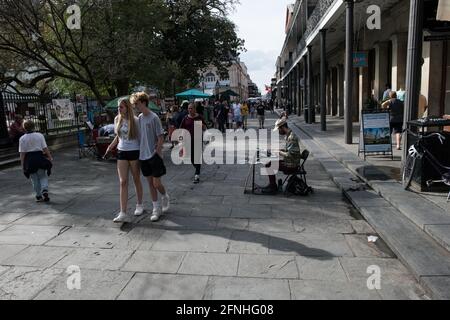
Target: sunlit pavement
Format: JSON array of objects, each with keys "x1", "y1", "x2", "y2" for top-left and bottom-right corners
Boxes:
[{"x1": 0, "y1": 113, "x2": 429, "y2": 300}]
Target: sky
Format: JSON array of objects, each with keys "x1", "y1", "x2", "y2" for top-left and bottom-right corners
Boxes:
[{"x1": 229, "y1": 0, "x2": 293, "y2": 94}]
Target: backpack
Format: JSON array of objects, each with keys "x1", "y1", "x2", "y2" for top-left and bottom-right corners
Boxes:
[{"x1": 285, "y1": 175, "x2": 313, "y2": 196}]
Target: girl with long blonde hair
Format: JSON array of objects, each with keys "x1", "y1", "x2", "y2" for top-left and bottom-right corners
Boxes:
[{"x1": 105, "y1": 98, "x2": 144, "y2": 223}]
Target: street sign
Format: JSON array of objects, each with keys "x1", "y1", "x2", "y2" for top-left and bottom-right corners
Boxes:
[
  {"x1": 358, "y1": 110, "x2": 394, "y2": 160},
  {"x1": 353, "y1": 52, "x2": 368, "y2": 68}
]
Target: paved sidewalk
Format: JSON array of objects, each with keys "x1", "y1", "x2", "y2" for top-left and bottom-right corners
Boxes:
[
  {"x1": 0, "y1": 114, "x2": 428, "y2": 300},
  {"x1": 281, "y1": 111, "x2": 450, "y2": 299}
]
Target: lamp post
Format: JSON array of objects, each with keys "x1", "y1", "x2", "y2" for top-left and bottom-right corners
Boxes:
[{"x1": 344, "y1": 0, "x2": 354, "y2": 144}]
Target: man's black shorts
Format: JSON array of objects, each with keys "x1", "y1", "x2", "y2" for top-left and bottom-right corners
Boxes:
[
  {"x1": 140, "y1": 154, "x2": 166, "y2": 178},
  {"x1": 117, "y1": 150, "x2": 140, "y2": 161}
]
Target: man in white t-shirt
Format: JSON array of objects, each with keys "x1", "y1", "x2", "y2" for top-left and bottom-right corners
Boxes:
[
  {"x1": 19, "y1": 120, "x2": 53, "y2": 202},
  {"x1": 232, "y1": 102, "x2": 242, "y2": 129},
  {"x1": 131, "y1": 92, "x2": 170, "y2": 222}
]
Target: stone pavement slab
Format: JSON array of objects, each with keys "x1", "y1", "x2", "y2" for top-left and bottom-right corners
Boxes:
[
  {"x1": 44, "y1": 226, "x2": 141, "y2": 250},
  {"x1": 228, "y1": 230, "x2": 270, "y2": 255},
  {"x1": 421, "y1": 276, "x2": 450, "y2": 300},
  {"x1": 268, "y1": 232, "x2": 354, "y2": 257},
  {"x1": 350, "y1": 220, "x2": 376, "y2": 234},
  {"x1": 151, "y1": 230, "x2": 232, "y2": 253},
  {"x1": 217, "y1": 218, "x2": 249, "y2": 230},
  {"x1": 158, "y1": 216, "x2": 219, "y2": 231},
  {"x1": 0, "y1": 212, "x2": 29, "y2": 224},
  {"x1": 12, "y1": 212, "x2": 94, "y2": 227},
  {"x1": 0, "y1": 244, "x2": 28, "y2": 264},
  {"x1": 59, "y1": 195, "x2": 116, "y2": 215},
  {"x1": 295, "y1": 256, "x2": 347, "y2": 282},
  {"x1": 0, "y1": 267, "x2": 64, "y2": 300},
  {"x1": 0, "y1": 225, "x2": 64, "y2": 245},
  {"x1": 178, "y1": 252, "x2": 239, "y2": 276},
  {"x1": 289, "y1": 279, "x2": 381, "y2": 300},
  {"x1": 377, "y1": 282, "x2": 430, "y2": 300},
  {"x1": 230, "y1": 204, "x2": 272, "y2": 218},
  {"x1": 345, "y1": 235, "x2": 395, "y2": 258},
  {"x1": 117, "y1": 273, "x2": 209, "y2": 300},
  {"x1": 238, "y1": 254, "x2": 298, "y2": 279},
  {"x1": 424, "y1": 225, "x2": 450, "y2": 252},
  {"x1": 35, "y1": 270, "x2": 134, "y2": 300},
  {"x1": 2, "y1": 246, "x2": 72, "y2": 268},
  {"x1": 191, "y1": 205, "x2": 232, "y2": 218},
  {"x1": 293, "y1": 217, "x2": 354, "y2": 234},
  {"x1": 203, "y1": 277, "x2": 291, "y2": 300},
  {"x1": 121, "y1": 251, "x2": 185, "y2": 274},
  {"x1": 54, "y1": 248, "x2": 134, "y2": 271},
  {"x1": 357, "y1": 206, "x2": 450, "y2": 277},
  {"x1": 249, "y1": 219, "x2": 295, "y2": 233}
]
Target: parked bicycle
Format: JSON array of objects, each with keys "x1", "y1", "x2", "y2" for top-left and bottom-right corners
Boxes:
[{"x1": 402, "y1": 129, "x2": 450, "y2": 201}]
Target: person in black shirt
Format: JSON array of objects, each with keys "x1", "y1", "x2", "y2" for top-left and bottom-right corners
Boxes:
[
  {"x1": 215, "y1": 101, "x2": 227, "y2": 133},
  {"x1": 256, "y1": 103, "x2": 265, "y2": 129},
  {"x1": 176, "y1": 101, "x2": 189, "y2": 128},
  {"x1": 382, "y1": 91, "x2": 404, "y2": 150}
]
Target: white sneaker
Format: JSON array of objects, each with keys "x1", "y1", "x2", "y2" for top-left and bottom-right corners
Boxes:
[
  {"x1": 194, "y1": 175, "x2": 200, "y2": 184},
  {"x1": 113, "y1": 212, "x2": 132, "y2": 223},
  {"x1": 134, "y1": 204, "x2": 144, "y2": 216},
  {"x1": 161, "y1": 194, "x2": 170, "y2": 213},
  {"x1": 150, "y1": 207, "x2": 162, "y2": 222}
]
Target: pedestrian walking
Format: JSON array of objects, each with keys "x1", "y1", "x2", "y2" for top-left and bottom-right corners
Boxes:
[
  {"x1": 232, "y1": 101, "x2": 242, "y2": 130},
  {"x1": 224, "y1": 101, "x2": 231, "y2": 129},
  {"x1": 180, "y1": 103, "x2": 207, "y2": 184},
  {"x1": 257, "y1": 103, "x2": 265, "y2": 129},
  {"x1": 216, "y1": 101, "x2": 227, "y2": 133},
  {"x1": 131, "y1": 92, "x2": 170, "y2": 222},
  {"x1": 250, "y1": 103, "x2": 256, "y2": 119},
  {"x1": 241, "y1": 102, "x2": 249, "y2": 130},
  {"x1": 19, "y1": 120, "x2": 53, "y2": 202},
  {"x1": 176, "y1": 101, "x2": 189, "y2": 129},
  {"x1": 382, "y1": 91, "x2": 404, "y2": 150},
  {"x1": 105, "y1": 98, "x2": 144, "y2": 223},
  {"x1": 167, "y1": 105, "x2": 180, "y2": 149}
]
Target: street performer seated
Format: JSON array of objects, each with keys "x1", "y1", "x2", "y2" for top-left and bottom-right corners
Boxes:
[{"x1": 261, "y1": 118, "x2": 301, "y2": 194}]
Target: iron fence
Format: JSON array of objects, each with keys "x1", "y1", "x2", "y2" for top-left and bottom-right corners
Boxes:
[{"x1": 0, "y1": 91, "x2": 105, "y2": 147}]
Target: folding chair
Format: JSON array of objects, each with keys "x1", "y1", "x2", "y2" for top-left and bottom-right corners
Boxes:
[
  {"x1": 77, "y1": 126, "x2": 97, "y2": 159},
  {"x1": 279, "y1": 149, "x2": 312, "y2": 195}
]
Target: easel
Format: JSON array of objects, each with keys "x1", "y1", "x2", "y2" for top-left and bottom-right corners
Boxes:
[{"x1": 358, "y1": 110, "x2": 394, "y2": 160}]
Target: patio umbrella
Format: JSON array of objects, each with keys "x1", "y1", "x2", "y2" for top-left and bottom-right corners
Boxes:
[
  {"x1": 220, "y1": 89, "x2": 239, "y2": 97},
  {"x1": 105, "y1": 96, "x2": 160, "y2": 112},
  {"x1": 175, "y1": 89, "x2": 212, "y2": 99}
]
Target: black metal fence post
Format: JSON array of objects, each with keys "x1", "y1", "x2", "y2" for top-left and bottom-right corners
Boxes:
[{"x1": 0, "y1": 92, "x2": 9, "y2": 144}]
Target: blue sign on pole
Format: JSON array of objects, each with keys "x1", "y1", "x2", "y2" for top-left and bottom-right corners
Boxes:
[{"x1": 353, "y1": 52, "x2": 368, "y2": 67}]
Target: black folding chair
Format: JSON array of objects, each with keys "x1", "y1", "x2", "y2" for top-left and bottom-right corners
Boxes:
[
  {"x1": 280, "y1": 149, "x2": 311, "y2": 195},
  {"x1": 77, "y1": 123, "x2": 97, "y2": 159}
]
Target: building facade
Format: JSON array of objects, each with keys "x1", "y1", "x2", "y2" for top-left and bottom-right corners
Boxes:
[
  {"x1": 275, "y1": 0, "x2": 450, "y2": 135},
  {"x1": 199, "y1": 58, "x2": 250, "y2": 101}
]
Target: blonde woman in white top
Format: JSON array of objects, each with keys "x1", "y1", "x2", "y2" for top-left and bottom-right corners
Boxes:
[{"x1": 105, "y1": 98, "x2": 144, "y2": 223}]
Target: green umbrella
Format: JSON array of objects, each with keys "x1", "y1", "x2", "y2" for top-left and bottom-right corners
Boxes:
[
  {"x1": 175, "y1": 89, "x2": 212, "y2": 99},
  {"x1": 220, "y1": 89, "x2": 239, "y2": 97},
  {"x1": 105, "y1": 96, "x2": 160, "y2": 112},
  {"x1": 105, "y1": 96, "x2": 129, "y2": 110}
]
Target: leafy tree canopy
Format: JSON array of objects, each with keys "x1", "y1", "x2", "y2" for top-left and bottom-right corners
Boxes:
[{"x1": 0, "y1": 0, "x2": 244, "y2": 104}]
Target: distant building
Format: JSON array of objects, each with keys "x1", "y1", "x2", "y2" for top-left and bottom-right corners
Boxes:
[
  {"x1": 198, "y1": 57, "x2": 250, "y2": 101},
  {"x1": 248, "y1": 77, "x2": 261, "y2": 98}
]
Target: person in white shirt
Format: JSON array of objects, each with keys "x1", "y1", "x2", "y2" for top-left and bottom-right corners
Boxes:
[
  {"x1": 131, "y1": 92, "x2": 170, "y2": 222},
  {"x1": 19, "y1": 120, "x2": 53, "y2": 202},
  {"x1": 232, "y1": 102, "x2": 242, "y2": 129},
  {"x1": 105, "y1": 98, "x2": 144, "y2": 223}
]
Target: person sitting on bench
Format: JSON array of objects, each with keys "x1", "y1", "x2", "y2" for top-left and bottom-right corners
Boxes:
[{"x1": 261, "y1": 118, "x2": 302, "y2": 194}]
